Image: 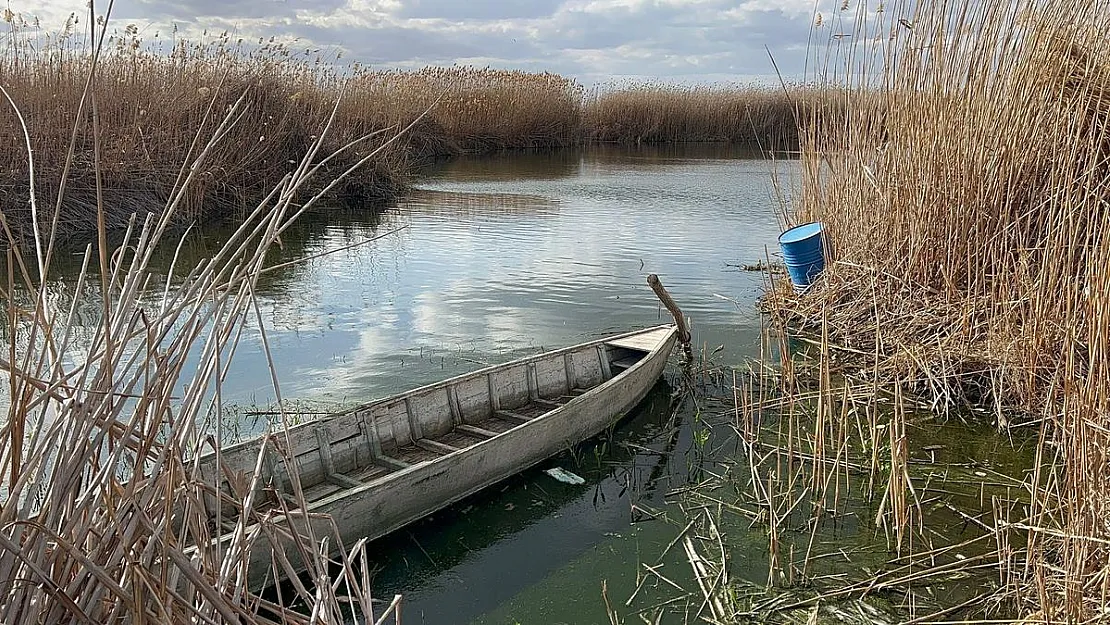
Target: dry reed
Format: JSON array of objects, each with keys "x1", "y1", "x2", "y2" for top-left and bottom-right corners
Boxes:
[
  {"x1": 770, "y1": 0, "x2": 1110, "y2": 620},
  {"x1": 0, "y1": 9, "x2": 825, "y2": 244},
  {"x1": 347, "y1": 67, "x2": 584, "y2": 153},
  {"x1": 0, "y1": 6, "x2": 409, "y2": 622},
  {"x1": 585, "y1": 83, "x2": 812, "y2": 148},
  {"x1": 0, "y1": 15, "x2": 586, "y2": 243},
  {"x1": 0, "y1": 19, "x2": 408, "y2": 242}
]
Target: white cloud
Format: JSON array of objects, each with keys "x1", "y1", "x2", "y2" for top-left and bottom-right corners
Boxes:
[{"x1": 13, "y1": 0, "x2": 837, "y2": 83}]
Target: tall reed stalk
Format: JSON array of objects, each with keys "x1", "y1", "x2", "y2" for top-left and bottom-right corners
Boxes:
[
  {"x1": 0, "y1": 6, "x2": 407, "y2": 622},
  {"x1": 774, "y1": 0, "x2": 1110, "y2": 619}
]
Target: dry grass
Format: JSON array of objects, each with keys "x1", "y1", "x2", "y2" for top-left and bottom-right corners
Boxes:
[
  {"x1": 0, "y1": 16, "x2": 586, "y2": 243},
  {"x1": 0, "y1": 8, "x2": 409, "y2": 622},
  {"x1": 0, "y1": 21, "x2": 407, "y2": 242},
  {"x1": 770, "y1": 0, "x2": 1110, "y2": 620},
  {"x1": 348, "y1": 68, "x2": 584, "y2": 153},
  {"x1": 584, "y1": 84, "x2": 816, "y2": 148}
]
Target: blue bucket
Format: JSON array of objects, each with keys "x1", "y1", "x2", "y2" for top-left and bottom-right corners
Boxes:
[{"x1": 778, "y1": 222, "x2": 826, "y2": 290}]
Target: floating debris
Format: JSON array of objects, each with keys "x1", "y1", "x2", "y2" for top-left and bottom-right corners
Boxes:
[{"x1": 544, "y1": 467, "x2": 586, "y2": 485}]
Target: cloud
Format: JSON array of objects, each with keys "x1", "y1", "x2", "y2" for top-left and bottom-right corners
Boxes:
[
  {"x1": 17, "y1": 0, "x2": 833, "y2": 83},
  {"x1": 395, "y1": 0, "x2": 564, "y2": 20},
  {"x1": 111, "y1": 0, "x2": 348, "y2": 21}
]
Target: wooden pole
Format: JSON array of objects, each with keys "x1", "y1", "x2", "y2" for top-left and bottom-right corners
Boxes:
[{"x1": 647, "y1": 274, "x2": 692, "y2": 359}]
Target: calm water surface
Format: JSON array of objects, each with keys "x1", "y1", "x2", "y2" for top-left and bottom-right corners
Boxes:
[
  {"x1": 242, "y1": 145, "x2": 793, "y2": 623},
  {"x1": 214, "y1": 146, "x2": 786, "y2": 412}
]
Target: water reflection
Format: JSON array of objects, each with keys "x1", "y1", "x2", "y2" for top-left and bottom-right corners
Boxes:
[
  {"x1": 365, "y1": 381, "x2": 686, "y2": 622},
  {"x1": 2, "y1": 145, "x2": 792, "y2": 424},
  {"x1": 400, "y1": 189, "x2": 560, "y2": 217},
  {"x1": 586, "y1": 142, "x2": 779, "y2": 162},
  {"x1": 422, "y1": 149, "x2": 584, "y2": 182}
]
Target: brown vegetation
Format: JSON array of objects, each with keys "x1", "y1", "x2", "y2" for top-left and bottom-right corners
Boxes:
[
  {"x1": 348, "y1": 67, "x2": 584, "y2": 153},
  {"x1": 0, "y1": 13, "x2": 805, "y2": 243},
  {"x1": 771, "y1": 0, "x2": 1110, "y2": 620},
  {"x1": 585, "y1": 84, "x2": 805, "y2": 148},
  {"x1": 2, "y1": 26, "x2": 404, "y2": 242},
  {"x1": 0, "y1": 13, "x2": 410, "y2": 620}
]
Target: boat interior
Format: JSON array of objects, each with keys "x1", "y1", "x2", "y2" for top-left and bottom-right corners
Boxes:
[{"x1": 201, "y1": 327, "x2": 671, "y2": 528}]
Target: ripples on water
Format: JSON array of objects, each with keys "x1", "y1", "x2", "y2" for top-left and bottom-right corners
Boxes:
[{"x1": 271, "y1": 148, "x2": 788, "y2": 406}]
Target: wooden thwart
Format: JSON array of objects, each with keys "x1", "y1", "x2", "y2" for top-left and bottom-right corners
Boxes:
[
  {"x1": 417, "y1": 439, "x2": 461, "y2": 455},
  {"x1": 457, "y1": 424, "x2": 499, "y2": 438},
  {"x1": 496, "y1": 409, "x2": 532, "y2": 424}
]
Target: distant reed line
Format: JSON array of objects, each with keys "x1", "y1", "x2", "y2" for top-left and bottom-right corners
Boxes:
[{"x1": 0, "y1": 20, "x2": 817, "y2": 242}]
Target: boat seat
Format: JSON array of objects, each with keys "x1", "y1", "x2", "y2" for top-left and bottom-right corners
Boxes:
[
  {"x1": 417, "y1": 439, "x2": 461, "y2": 455},
  {"x1": 496, "y1": 409, "x2": 532, "y2": 424},
  {"x1": 326, "y1": 473, "x2": 363, "y2": 489},
  {"x1": 610, "y1": 355, "x2": 642, "y2": 371},
  {"x1": 457, "y1": 424, "x2": 498, "y2": 438},
  {"x1": 374, "y1": 454, "x2": 411, "y2": 470},
  {"x1": 605, "y1": 327, "x2": 671, "y2": 352}
]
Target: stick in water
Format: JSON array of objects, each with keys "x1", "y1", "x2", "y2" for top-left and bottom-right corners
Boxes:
[{"x1": 647, "y1": 273, "x2": 692, "y2": 359}]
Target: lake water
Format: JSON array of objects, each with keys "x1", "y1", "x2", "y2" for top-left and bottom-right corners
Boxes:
[
  {"x1": 233, "y1": 144, "x2": 796, "y2": 622},
  {"x1": 207, "y1": 145, "x2": 788, "y2": 416}
]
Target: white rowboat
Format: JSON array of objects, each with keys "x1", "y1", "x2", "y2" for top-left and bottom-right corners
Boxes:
[{"x1": 196, "y1": 325, "x2": 678, "y2": 588}]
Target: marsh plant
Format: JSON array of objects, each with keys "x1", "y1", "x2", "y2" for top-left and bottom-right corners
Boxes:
[
  {"x1": 0, "y1": 5, "x2": 411, "y2": 622},
  {"x1": 585, "y1": 83, "x2": 815, "y2": 148},
  {"x1": 0, "y1": 7, "x2": 812, "y2": 245},
  {"x1": 768, "y1": 0, "x2": 1110, "y2": 620}
]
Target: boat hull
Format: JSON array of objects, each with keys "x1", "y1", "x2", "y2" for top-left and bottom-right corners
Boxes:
[{"x1": 195, "y1": 326, "x2": 677, "y2": 588}]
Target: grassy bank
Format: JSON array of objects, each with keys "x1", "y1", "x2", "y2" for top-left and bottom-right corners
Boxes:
[
  {"x1": 770, "y1": 0, "x2": 1110, "y2": 620},
  {"x1": 0, "y1": 17, "x2": 803, "y2": 243}
]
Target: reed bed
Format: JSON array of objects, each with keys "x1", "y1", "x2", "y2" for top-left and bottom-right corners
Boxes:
[
  {"x1": 0, "y1": 9, "x2": 410, "y2": 622},
  {"x1": 585, "y1": 84, "x2": 807, "y2": 148},
  {"x1": 347, "y1": 68, "x2": 584, "y2": 153},
  {"x1": 615, "y1": 348, "x2": 1022, "y2": 623},
  {"x1": 769, "y1": 0, "x2": 1110, "y2": 620},
  {"x1": 723, "y1": 335, "x2": 1026, "y2": 622},
  {"x1": 0, "y1": 21, "x2": 407, "y2": 242},
  {"x1": 0, "y1": 8, "x2": 823, "y2": 244},
  {"x1": 0, "y1": 17, "x2": 584, "y2": 243}
]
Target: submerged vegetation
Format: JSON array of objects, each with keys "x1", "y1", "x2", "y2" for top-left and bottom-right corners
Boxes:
[{"x1": 0, "y1": 12, "x2": 800, "y2": 242}]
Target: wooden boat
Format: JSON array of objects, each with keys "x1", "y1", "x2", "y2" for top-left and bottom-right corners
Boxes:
[{"x1": 196, "y1": 325, "x2": 678, "y2": 588}]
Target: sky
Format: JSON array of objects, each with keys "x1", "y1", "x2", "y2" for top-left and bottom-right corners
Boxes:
[{"x1": 14, "y1": 0, "x2": 855, "y2": 85}]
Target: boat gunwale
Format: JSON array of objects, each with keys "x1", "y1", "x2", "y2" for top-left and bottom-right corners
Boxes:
[
  {"x1": 206, "y1": 324, "x2": 676, "y2": 460},
  {"x1": 299, "y1": 324, "x2": 678, "y2": 511},
  {"x1": 199, "y1": 324, "x2": 678, "y2": 587}
]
